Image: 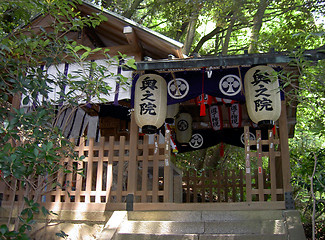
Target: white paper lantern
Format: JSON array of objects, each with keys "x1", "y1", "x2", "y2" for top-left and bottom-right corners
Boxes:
[
  {"x1": 175, "y1": 113, "x2": 192, "y2": 143},
  {"x1": 166, "y1": 103, "x2": 179, "y2": 123},
  {"x1": 244, "y1": 65, "x2": 281, "y2": 129},
  {"x1": 134, "y1": 74, "x2": 167, "y2": 134}
]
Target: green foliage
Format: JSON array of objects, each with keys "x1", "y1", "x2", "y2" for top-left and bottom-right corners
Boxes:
[
  {"x1": 284, "y1": 53, "x2": 325, "y2": 237},
  {"x1": 0, "y1": 0, "x2": 134, "y2": 238}
]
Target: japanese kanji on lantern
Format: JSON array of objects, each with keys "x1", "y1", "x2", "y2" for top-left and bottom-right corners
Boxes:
[
  {"x1": 166, "y1": 103, "x2": 179, "y2": 124},
  {"x1": 175, "y1": 113, "x2": 192, "y2": 144},
  {"x1": 209, "y1": 105, "x2": 223, "y2": 131},
  {"x1": 244, "y1": 65, "x2": 281, "y2": 129},
  {"x1": 134, "y1": 73, "x2": 167, "y2": 134}
]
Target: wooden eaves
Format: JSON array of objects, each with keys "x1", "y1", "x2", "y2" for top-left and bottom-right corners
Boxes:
[{"x1": 136, "y1": 47, "x2": 325, "y2": 71}]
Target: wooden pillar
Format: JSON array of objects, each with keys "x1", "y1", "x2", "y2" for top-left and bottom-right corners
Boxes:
[
  {"x1": 163, "y1": 128, "x2": 173, "y2": 202},
  {"x1": 244, "y1": 126, "x2": 252, "y2": 202},
  {"x1": 127, "y1": 111, "x2": 139, "y2": 198},
  {"x1": 278, "y1": 100, "x2": 292, "y2": 193},
  {"x1": 278, "y1": 100, "x2": 295, "y2": 208}
]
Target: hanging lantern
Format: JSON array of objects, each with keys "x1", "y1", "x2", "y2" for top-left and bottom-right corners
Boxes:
[
  {"x1": 228, "y1": 102, "x2": 242, "y2": 128},
  {"x1": 134, "y1": 73, "x2": 167, "y2": 134},
  {"x1": 244, "y1": 66, "x2": 281, "y2": 129},
  {"x1": 209, "y1": 105, "x2": 223, "y2": 131},
  {"x1": 165, "y1": 103, "x2": 179, "y2": 124},
  {"x1": 222, "y1": 98, "x2": 235, "y2": 106},
  {"x1": 195, "y1": 94, "x2": 213, "y2": 116},
  {"x1": 175, "y1": 113, "x2": 192, "y2": 144}
]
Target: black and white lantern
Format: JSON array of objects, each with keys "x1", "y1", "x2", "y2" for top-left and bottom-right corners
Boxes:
[
  {"x1": 134, "y1": 74, "x2": 167, "y2": 134},
  {"x1": 166, "y1": 103, "x2": 179, "y2": 124},
  {"x1": 244, "y1": 66, "x2": 281, "y2": 129},
  {"x1": 175, "y1": 113, "x2": 192, "y2": 144}
]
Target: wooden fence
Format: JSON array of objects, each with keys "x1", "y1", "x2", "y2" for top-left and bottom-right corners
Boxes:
[
  {"x1": 0, "y1": 126, "x2": 285, "y2": 211},
  {"x1": 182, "y1": 126, "x2": 284, "y2": 203},
  {"x1": 0, "y1": 130, "x2": 182, "y2": 210}
]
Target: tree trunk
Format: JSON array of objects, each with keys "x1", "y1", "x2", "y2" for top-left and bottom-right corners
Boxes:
[
  {"x1": 222, "y1": 15, "x2": 236, "y2": 55},
  {"x1": 175, "y1": 22, "x2": 189, "y2": 42},
  {"x1": 123, "y1": 0, "x2": 144, "y2": 19},
  {"x1": 248, "y1": 0, "x2": 269, "y2": 53},
  {"x1": 182, "y1": 14, "x2": 199, "y2": 56},
  {"x1": 192, "y1": 27, "x2": 222, "y2": 54}
]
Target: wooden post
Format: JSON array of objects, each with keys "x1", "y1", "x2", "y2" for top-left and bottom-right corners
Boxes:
[
  {"x1": 279, "y1": 100, "x2": 294, "y2": 209},
  {"x1": 268, "y1": 130, "x2": 277, "y2": 201},
  {"x1": 256, "y1": 130, "x2": 264, "y2": 201},
  {"x1": 95, "y1": 137, "x2": 105, "y2": 203},
  {"x1": 163, "y1": 128, "x2": 173, "y2": 202},
  {"x1": 279, "y1": 101, "x2": 292, "y2": 193},
  {"x1": 106, "y1": 136, "x2": 115, "y2": 203},
  {"x1": 116, "y1": 136, "x2": 125, "y2": 202},
  {"x1": 244, "y1": 126, "x2": 252, "y2": 202},
  {"x1": 152, "y1": 135, "x2": 159, "y2": 203},
  {"x1": 75, "y1": 137, "x2": 85, "y2": 202},
  {"x1": 127, "y1": 111, "x2": 139, "y2": 200},
  {"x1": 141, "y1": 135, "x2": 149, "y2": 202},
  {"x1": 85, "y1": 138, "x2": 94, "y2": 203}
]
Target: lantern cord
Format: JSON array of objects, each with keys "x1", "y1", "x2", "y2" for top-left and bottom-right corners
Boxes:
[
  {"x1": 171, "y1": 71, "x2": 182, "y2": 97},
  {"x1": 200, "y1": 68, "x2": 206, "y2": 116},
  {"x1": 220, "y1": 142, "x2": 224, "y2": 157}
]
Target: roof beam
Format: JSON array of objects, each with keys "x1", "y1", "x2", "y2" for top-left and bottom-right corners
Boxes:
[
  {"x1": 136, "y1": 49, "x2": 325, "y2": 71},
  {"x1": 123, "y1": 26, "x2": 143, "y2": 61}
]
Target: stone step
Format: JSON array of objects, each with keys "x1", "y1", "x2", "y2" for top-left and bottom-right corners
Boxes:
[
  {"x1": 114, "y1": 233, "x2": 287, "y2": 240},
  {"x1": 97, "y1": 210, "x2": 306, "y2": 240},
  {"x1": 127, "y1": 210, "x2": 284, "y2": 221},
  {"x1": 117, "y1": 219, "x2": 286, "y2": 235}
]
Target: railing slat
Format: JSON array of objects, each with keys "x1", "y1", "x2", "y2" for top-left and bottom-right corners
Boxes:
[
  {"x1": 152, "y1": 135, "x2": 159, "y2": 203},
  {"x1": 116, "y1": 136, "x2": 126, "y2": 202},
  {"x1": 106, "y1": 136, "x2": 114, "y2": 203},
  {"x1": 141, "y1": 135, "x2": 149, "y2": 203},
  {"x1": 95, "y1": 137, "x2": 105, "y2": 203}
]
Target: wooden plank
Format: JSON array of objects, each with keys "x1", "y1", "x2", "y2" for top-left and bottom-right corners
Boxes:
[
  {"x1": 268, "y1": 130, "x2": 277, "y2": 201},
  {"x1": 186, "y1": 171, "x2": 190, "y2": 203},
  {"x1": 239, "y1": 169, "x2": 244, "y2": 202},
  {"x1": 200, "y1": 171, "x2": 206, "y2": 203},
  {"x1": 244, "y1": 126, "x2": 252, "y2": 202},
  {"x1": 84, "y1": 138, "x2": 94, "y2": 203},
  {"x1": 75, "y1": 137, "x2": 85, "y2": 202},
  {"x1": 193, "y1": 171, "x2": 198, "y2": 203},
  {"x1": 127, "y1": 112, "x2": 138, "y2": 196},
  {"x1": 116, "y1": 136, "x2": 126, "y2": 202},
  {"x1": 106, "y1": 136, "x2": 115, "y2": 203},
  {"x1": 251, "y1": 189, "x2": 283, "y2": 194},
  {"x1": 163, "y1": 129, "x2": 173, "y2": 202},
  {"x1": 55, "y1": 156, "x2": 65, "y2": 202},
  {"x1": 132, "y1": 201, "x2": 286, "y2": 211},
  {"x1": 224, "y1": 170, "x2": 228, "y2": 202},
  {"x1": 64, "y1": 156, "x2": 73, "y2": 203},
  {"x1": 232, "y1": 170, "x2": 237, "y2": 202},
  {"x1": 217, "y1": 170, "x2": 221, "y2": 202},
  {"x1": 95, "y1": 137, "x2": 105, "y2": 203},
  {"x1": 123, "y1": 26, "x2": 143, "y2": 61},
  {"x1": 279, "y1": 100, "x2": 292, "y2": 192},
  {"x1": 152, "y1": 135, "x2": 159, "y2": 203},
  {"x1": 209, "y1": 170, "x2": 213, "y2": 202},
  {"x1": 256, "y1": 130, "x2": 264, "y2": 201},
  {"x1": 141, "y1": 135, "x2": 149, "y2": 203}
]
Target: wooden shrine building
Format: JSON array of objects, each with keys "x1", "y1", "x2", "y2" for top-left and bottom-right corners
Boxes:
[{"x1": 2, "y1": 0, "x2": 325, "y2": 216}]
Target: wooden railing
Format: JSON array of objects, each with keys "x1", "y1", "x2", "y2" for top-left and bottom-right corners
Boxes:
[
  {"x1": 182, "y1": 126, "x2": 284, "y2": 203},
  {"x1": 244, "y1": 126, "x2": 284, "y2": 202},
  {"x1": 0, "y1": 126, "x2": 285, "y2": 211},
  {"x1": 0, "y1": 131, "x2": 182, "y2": 210},
  {"x1": 182, "y1": 169, "x2": 245, "y2": 203}
]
